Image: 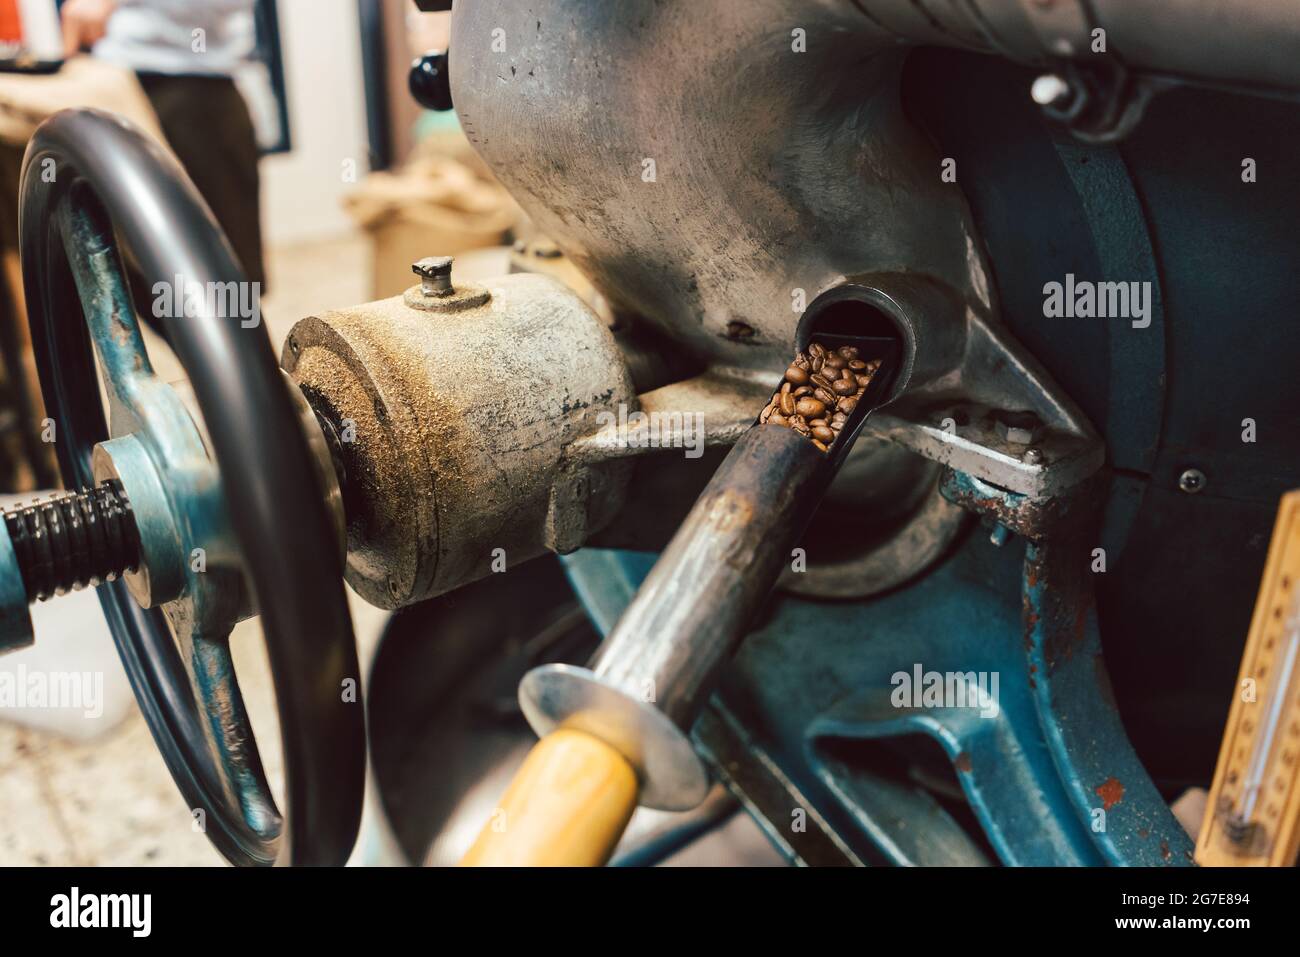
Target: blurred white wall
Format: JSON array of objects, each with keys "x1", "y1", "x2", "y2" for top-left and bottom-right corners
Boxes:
[{"x1": 261, "y1": 0, "x2": 370, "y2": 244}]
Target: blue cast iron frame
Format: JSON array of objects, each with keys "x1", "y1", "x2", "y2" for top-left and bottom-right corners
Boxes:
[{"x1": 563, "y1": 466, "x2": 1195, "y2": 866}]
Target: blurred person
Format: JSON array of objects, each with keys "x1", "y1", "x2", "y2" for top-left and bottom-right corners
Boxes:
[
  {"x1": 0, "y1": 0, "x2": 270, "y2": 490},
  {"x1": 61, "y1": 0, "x2": 266, "y2": 287}
]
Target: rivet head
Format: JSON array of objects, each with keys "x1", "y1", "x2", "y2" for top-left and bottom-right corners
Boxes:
[{"x1": 1178, "y1": 468, "x2": 1207, "y2": 494}]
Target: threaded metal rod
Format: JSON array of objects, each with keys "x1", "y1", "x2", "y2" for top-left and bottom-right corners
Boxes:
[{"x1": 2, "y1": 480, "x2": 141, "y2": 602}]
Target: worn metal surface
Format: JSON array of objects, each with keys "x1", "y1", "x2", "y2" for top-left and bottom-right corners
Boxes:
[
  {"x1": 62, "y1": 197, "x2": 282, "y2": 857},
  {"x1": 1016, "y1": 499, "x2": 1195, "y2": 865},
  {"x1": 799, "y1": 274, "x2": 1104, "y2": 500},
  {"x1": 282, "y1": 273, "x2": 635, "y2": 608},
  {"x1": 523, "y1": 425, "x2": 830, "y2": 809},
  {"x1": 445, "y1": 0, "x2": 1300, "y2": 865},
  {"x1": 454, "y1": 4, "x2": 1102, "y2": 504},
  {"x1": 452, "y1": 2, "x2": 987, "y2": 376},
  {"x1": 570, "y1": 362, "x2": 965, "y2": 599},
  {"x1": 554, "y1": 458, "x2": 1194, "y2": 865},
  {"x1": 62, "y1": 202, "x2": 245, "y2": 641},
  {"x1": 941, "y1": 469, "x2": 1195, "y2": 864},
  {"x1": 522, "y1": 333, "x2": 902, "y2": 809},
  {"x1": 563, "y1": 539, "x2": 1096, "y2": 864},
  {"x1": 564, "y1": 484, "x2": 1192, "y2": 867},
  {"x1": 593, "y1": 431, "x2": 825, "y2": 695}
]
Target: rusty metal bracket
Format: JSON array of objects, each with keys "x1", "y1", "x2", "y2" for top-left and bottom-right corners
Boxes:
[{"x1": 941, "y1": 469, "x2": 1195, "y2": 864}]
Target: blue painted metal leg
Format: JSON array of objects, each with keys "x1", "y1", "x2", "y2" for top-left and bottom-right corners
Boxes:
[{"x1": 561, "y1": 464, "x2": 1195, "y2": 866}]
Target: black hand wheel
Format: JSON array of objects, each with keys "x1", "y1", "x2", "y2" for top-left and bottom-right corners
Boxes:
[{"x1": 18, "y1": 108, "x2": 365, "y2": 866}]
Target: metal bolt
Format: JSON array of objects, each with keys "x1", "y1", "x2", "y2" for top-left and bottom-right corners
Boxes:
[
  {"x1": 413, "y1": 256, "x2": 454, "y2": 297},
  {"x1": 1178, "y1": 467, "x2": 1207, "y2": 495},
  {"x1": 995, "y1": 409, "x2": 1044, "y2": 445},
  {"x1": 1022, "y1": 447, "x2": 1045, "y2": 466},
  {"x1": 989, "y1": 524, "x2": 1012, "y2": 547},
  {"x1": 1031, "y1": 73, "x2": 1072, "y2": 108}
]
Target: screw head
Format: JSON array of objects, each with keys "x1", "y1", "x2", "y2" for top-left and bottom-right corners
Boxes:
[
  {"x1": 1178, "y1": 467, "x2": 1207, "y2": 494},
  {"x1": 1022, "y1": 447, "x2": 1045, "y2": 465}
]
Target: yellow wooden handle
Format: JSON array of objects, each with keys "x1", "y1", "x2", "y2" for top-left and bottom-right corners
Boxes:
[{"x1": 460, "y1": 728, "x2": 639, "y2": 866}]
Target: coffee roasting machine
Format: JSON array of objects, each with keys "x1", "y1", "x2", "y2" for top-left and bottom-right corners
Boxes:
[{"x1": 3, "y1": 0, "x2": 1300, "y2": 866}]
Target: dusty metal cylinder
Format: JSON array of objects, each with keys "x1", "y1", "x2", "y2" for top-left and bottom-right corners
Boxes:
[{"x1": 281, "y1": 272, "x2": 635, "y2": 609}]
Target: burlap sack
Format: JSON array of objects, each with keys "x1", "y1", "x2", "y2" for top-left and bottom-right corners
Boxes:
[
  {"x1": 0, "y1": 54, "x2": 166, "y2": 147},
  {"x1": 344, "y1": 155, "x2": 520, "y2": 298}
]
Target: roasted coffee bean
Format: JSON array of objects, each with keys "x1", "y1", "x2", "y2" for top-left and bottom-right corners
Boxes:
[
  {"x1": 763, "y1": 339, "x2": 885, "y2": 454},
  {"x1": 795, "y1": 397, "x2": 826, "y2": 418}
]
